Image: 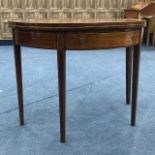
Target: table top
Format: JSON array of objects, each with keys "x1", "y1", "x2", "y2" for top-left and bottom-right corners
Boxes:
[{"x1": 9, "y1": 18, "x2": 144, "y2": 31}]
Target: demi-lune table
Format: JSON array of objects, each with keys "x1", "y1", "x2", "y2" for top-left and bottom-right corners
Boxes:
[{"x1": 9, "y1": 19, "x2": 144, "y2": 143}]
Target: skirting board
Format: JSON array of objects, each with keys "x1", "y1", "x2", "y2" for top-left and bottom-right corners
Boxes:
[{"x1": 0, "y1": 40, "x2": 13, "y2": 46}]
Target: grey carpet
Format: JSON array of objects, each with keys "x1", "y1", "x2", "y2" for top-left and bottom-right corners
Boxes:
[{"x1": 0, "y1": 45, "x2": 155, "y2": 155}]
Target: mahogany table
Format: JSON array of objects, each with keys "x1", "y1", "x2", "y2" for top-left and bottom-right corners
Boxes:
[{"x1": 9, "y1": 19, "x2": 144, "y2": 143}]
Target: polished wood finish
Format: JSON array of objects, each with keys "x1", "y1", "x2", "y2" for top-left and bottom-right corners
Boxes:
[
  {"x1": 57, "y1": 33, "x2": 66, "y2": 143},
  {"x1": 9, "y1": 19, "x2": 143, "y2": 29},
  {"x1": 153, "y1": 29, "x2": 155, "y2": 46},
  {"x1": 131, "y1": 44, "x2": 141, "y2": 126},
  {"x1": 126, "y1": 47, "x2": 133, "y2": 105},
  {"x1": 9, "y1": 18, "x2": 144, "y2": 142},
  {"x1": 124, "y1": 2, "x2": 155, "y2": 18},
  {"x1": 14, "y1": 30, "x2": 56, "y2": 49},
  {"x1": 65, "y1": 31, "x2": 140, "y2": 50},
  {"x1": 124, "y1": 2, "x2": 155, "y2": 46},
  {"x1": 13, "y1": 42, "x2": 24, "y2": 126}
]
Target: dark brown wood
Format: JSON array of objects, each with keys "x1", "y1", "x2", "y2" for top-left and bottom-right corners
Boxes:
[
  {"x1": 8, "y1": 19, "x2": 144, "y2": 32},
  {"x1": 9, "y1": 19, "x2": 144, "y2": 142},
  {"x1": 14, "y1": 30, "x2": 56, "y2": 49},
  {"x1": 141, "y1": 3, "x2": 155, "y2": 16},
  {"x1": 131, "y1": 44, "x2": 141, "y2": 126},
  {"x1": 14, "y1": 44, "x2": 24, "y2": 126},
  {"x1": 65, "y1": 31, "x2": 140, "y2": 50},
  {"x1": 57, "y1": 33, "x2": 66, "y2": 143},
  {"x1": 124, "y1": 2, "x2": 155, "y2": 18},
  {"x1": 124, "y1": 2, "x2": 155, "y2": 46},
  {"x1": 126, "y1": 47, "x2": 133, "y2": 105},
  {"x1": 153, "y1": 29, "x2": 155, "y2": 46}
]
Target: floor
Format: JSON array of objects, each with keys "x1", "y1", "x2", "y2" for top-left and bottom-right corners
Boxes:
[{"x1": 0, "y1": 45, "x2": 155, "y2": 155}]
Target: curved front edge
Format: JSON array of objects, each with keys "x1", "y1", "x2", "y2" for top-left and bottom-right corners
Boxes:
[
  {"x1": 64, "y1": 30, "x2": 141, "y2": 50},
  {"x1": 13, "y1": 29, "x2": 57, "y2": 49}
]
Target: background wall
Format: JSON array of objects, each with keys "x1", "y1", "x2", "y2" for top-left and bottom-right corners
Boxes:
[{"x1": 0, "y1": 0, "x2": 142, "y2": 40}]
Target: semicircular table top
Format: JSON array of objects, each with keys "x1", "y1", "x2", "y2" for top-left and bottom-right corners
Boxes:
[{"x1": 9, "y1": 18, "x2": 144, "y2": 30}]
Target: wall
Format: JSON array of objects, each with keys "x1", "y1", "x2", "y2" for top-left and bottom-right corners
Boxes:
[{"x1": 0, "y1": 0, "x2": 141, "y2": 40}]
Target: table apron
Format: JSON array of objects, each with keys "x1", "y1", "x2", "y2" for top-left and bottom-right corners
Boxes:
[
  {"x1": 64, "y1": 31, "x2": 141, "y2": 50},
  {"x1": 13, "y1": 30, "x2": 141, "y2": 49},
  {"x1": 14, "y1": 30, "x2": 57, "y2": 49}
]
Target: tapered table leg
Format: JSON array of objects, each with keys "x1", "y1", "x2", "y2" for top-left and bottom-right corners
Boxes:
[
  {"x1": 126, "y1": 47, "x2": 133, "y2": 105},
  {"x1": 131, "y1": 44, "x2": 141, "y2": 126},
  {"x1": 57, "y1": 50, "x2": 66, "y2": 143},
  {"x1": 57, "y1": 33, "x2": 66, "y2": 143},
  {"x1": 14, "y1": 44, "x2": 24, "y2": 126}
]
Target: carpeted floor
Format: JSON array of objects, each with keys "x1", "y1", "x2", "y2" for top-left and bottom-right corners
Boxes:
[{"x1": 0, "y1": 45, "x2": 155, "y2": 155}]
